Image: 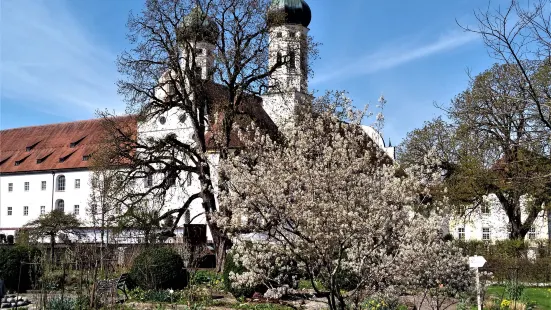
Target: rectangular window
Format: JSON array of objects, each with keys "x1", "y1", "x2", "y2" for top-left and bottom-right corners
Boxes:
[
  {"x1": 528, "y1": 226, "x2": 536, "y2": 240},
  {"x1": 74, "y1": 205, "x2": 79, "y2": 215},
  {"x1": 40, "y1": 206, "x2": 45, "y2": 215},
  {"x1": 457, "y1": 227, "x2": 465, "y2": 240},
  {"x1": 481, "y1": 205, "x2": 490, "y2": 215},
  {"x1": 24, "y1": 182, "x2": 29, "y2": 191},
  {"x1": 75, "y1": 179, "x2": 80, "y2": 189},
  {"x1": 23, "y1": 206, "x2": 28, "y2": 216},
  {"x1": 7, "y1": 207, "x2": 12, "y2": 216},
  {"x1": 8, "y1": 183, "x2": 13, "y2": 192},
  {"x1": 482, "y1": 227, "x2": 491, "y2": 241},
  {"x1": 145, "y1": 174, "x2": 153, "y2": 188},
  {"x1": 41, "y1": 181, "x2": 46, "y2": 191}
]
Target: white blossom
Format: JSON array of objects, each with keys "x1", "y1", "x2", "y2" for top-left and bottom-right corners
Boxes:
[{"x1": 217, "y1": 111, "x2": 472, "y2": 310}]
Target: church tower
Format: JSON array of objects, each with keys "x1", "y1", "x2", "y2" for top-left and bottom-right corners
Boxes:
[
  {"x1": 178, "y1": 6, "x2": 219, "y2": 81},
  {"x1": 262, "y1": 0, "x2": 312, "y2": 128}
]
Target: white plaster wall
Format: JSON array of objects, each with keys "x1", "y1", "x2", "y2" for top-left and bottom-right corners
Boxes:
[
  {"x1": 449, "y1": 194, "x2": 550, "y2": 242},
  {"x1": 0, "y1": 170, "x2": 92, "y2": 236},
  {"x1": 137, "y1": 106, "x2": 219, "y2": 241}
]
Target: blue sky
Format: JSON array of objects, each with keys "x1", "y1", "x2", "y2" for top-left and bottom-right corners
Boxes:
[{"x1": 0, "y1": 0, "x2": 503, "y2": 144}]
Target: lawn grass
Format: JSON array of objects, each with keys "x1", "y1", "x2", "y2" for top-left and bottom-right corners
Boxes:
[{"x1": 486, "y1": 286, "x2": 551, "y2": 310}]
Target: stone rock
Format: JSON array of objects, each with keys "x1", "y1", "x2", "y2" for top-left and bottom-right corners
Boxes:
[
  {"x1": 5, "y1": 298, "x2": 12, "y2": 303},
  {"x1": 0, "y1": 304, "x2": 9, "y2": 309},
  {"x1": 16, "y1": 301, "x2": 25, "y2": 306},
  {"x1": 10, "y1": 303, "x2": 15, "y2": 307}
]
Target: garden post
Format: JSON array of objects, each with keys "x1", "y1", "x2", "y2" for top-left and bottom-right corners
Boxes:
[{"x1": 469, "y1": 255, "x2": 486, "y2": 310}]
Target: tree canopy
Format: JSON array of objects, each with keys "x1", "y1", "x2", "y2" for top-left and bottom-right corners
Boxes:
[{"x1": 399, "y1": 63, "x2": 551, "y2": 239}]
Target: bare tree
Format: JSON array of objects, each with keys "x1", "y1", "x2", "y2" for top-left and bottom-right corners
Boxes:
[
  {"x1": 97, "y1": 0, "x2": 315, "y2": 270},
  {"x1": 88, "y1": 164, "x2": 128, "y2": 269},
  {"x1": 461, "y1": 0, "x2": 551, "y2": 131}
]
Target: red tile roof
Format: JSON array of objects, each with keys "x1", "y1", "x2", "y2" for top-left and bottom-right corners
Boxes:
[{"x1": 0, "y1": 116, "x2": 136, "y2": 174}]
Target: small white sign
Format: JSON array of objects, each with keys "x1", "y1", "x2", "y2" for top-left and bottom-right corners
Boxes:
[{"x1": 469, "y1": 255, "x2": 487, "y2": 268}]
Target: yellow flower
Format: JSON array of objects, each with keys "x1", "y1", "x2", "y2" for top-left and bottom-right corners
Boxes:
[{"x1": 501, "y1": 299, "x2": 511, "y2": 309}]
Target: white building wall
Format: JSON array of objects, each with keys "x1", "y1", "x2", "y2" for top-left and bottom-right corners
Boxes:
[
  {"x1": 0, "y1": 170, "x2": 92, "y2": 236},
  {"x1": 449, "y1": 194, "x2": 550, "y2": 242},
  {"x1": 137, "y1": 106, "x2": 219, "y2": 241}
]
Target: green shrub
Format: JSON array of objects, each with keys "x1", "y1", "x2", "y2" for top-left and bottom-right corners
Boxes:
[
  {"x1": 129, "y1": 247, "x2": 188, "y2": 290},
  {"x1": 0, "y1": 245, "x2": 41, "y2": 291},
  {"x1": 190, "y1": 270, "x2": 220, "y2": 286},
  {"x1": 46, "y1": 296, "x2": 88, "y2": 310}
]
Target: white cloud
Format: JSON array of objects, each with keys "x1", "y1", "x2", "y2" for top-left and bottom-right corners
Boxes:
[
  {"x1": 311, "y1": 31, "x2": 478, "y2": 85},
  {"x1": 0, "y1": 0, "x2": 122, "y2": 119}
]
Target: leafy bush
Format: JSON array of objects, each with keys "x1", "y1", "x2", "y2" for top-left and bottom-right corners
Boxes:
[
  {"x1": 128, "y1": 287, "x2": 213, "y2": 306},
  {"x1": 0, "y1": 246, "x2": 41, "y2": 291},
  {"x1": 46, "y1": 296, "x2": 88, "y2": 310},
  {"x1": 129, "y1": 247, "x2": 188, "y2": 290}
]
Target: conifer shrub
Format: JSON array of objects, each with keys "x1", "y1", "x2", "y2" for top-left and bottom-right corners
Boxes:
[{"x1": 129, "y1": 247, "x2": 188, "y2": 290}]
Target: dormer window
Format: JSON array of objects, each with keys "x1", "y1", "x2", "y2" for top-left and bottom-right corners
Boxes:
[
  {"x1": 37, "y1": 152, "x2": 53, "y2": 164},
  {"x1": 59, "y1": 151, "x2": 75, "y2": 163},
  {"x1": 0, "y1": 155, "x2": 12, "y2": 166},
  {"x1": 14, "y1": 155, "x2": 30, "y2": 166},
  {"x1": 70, "y1": 136, "x2": 86, "y2": 148},
  {"x1": 83, "y1": 155, "x2": 91, "y2": 161},
  {"x1": 26, "y1": 141, "x2": 40, "y2": 152}
]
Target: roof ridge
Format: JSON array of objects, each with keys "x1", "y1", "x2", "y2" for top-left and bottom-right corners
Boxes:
[{"x1": 0, "y1": 115, "x2": 134, "y2": 132}]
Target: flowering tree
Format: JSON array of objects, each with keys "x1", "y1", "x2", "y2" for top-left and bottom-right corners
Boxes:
[
  {"x1": 216, "y1": 109, "x2": 471, "y2": 309},
  {"x1": 398, "y1": 216, "x2": 474, "y2": 310}
]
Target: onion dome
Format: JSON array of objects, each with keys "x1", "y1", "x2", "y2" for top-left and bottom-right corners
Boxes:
[
  {"x1": 177, "y1": 6, "x2": 219, "y2": 45},
  {"x1": 268, "y1": 0, "x2": 311, "y2": 28}
]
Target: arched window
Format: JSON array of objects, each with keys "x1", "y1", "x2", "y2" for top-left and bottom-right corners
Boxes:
[
  {"x1": 288, "y1": 51, "x2": 296, "y2": 69},
  {"x1": 56, "y1": 199, "x2": 64, "y2": 212},
  {"x1": 57, "y1": 175, "x2": 66, "y2": 191},
  {"x1": 276, "y1": 52, "x2": 283, "y2": 65},
  {"x1": 184, "y1": 209, "x2": 191, "y2": 224}
]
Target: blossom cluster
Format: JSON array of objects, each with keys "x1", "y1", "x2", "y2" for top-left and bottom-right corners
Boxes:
[{"x1": 216, "y1": 112, "x2": 473, "y2": 309}]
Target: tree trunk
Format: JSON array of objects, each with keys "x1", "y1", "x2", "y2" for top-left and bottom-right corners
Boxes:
[
  {"x1": 211, "y1": 225, "x2": 230, "y2": 272},
  {"x1": 50, "y1": 233, "x2": 55, "y2": 265}
]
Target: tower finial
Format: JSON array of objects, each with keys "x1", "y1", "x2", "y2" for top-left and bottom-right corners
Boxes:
[{"x1": 268, "y1": 0, "x2": 311, "y2": 28}]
